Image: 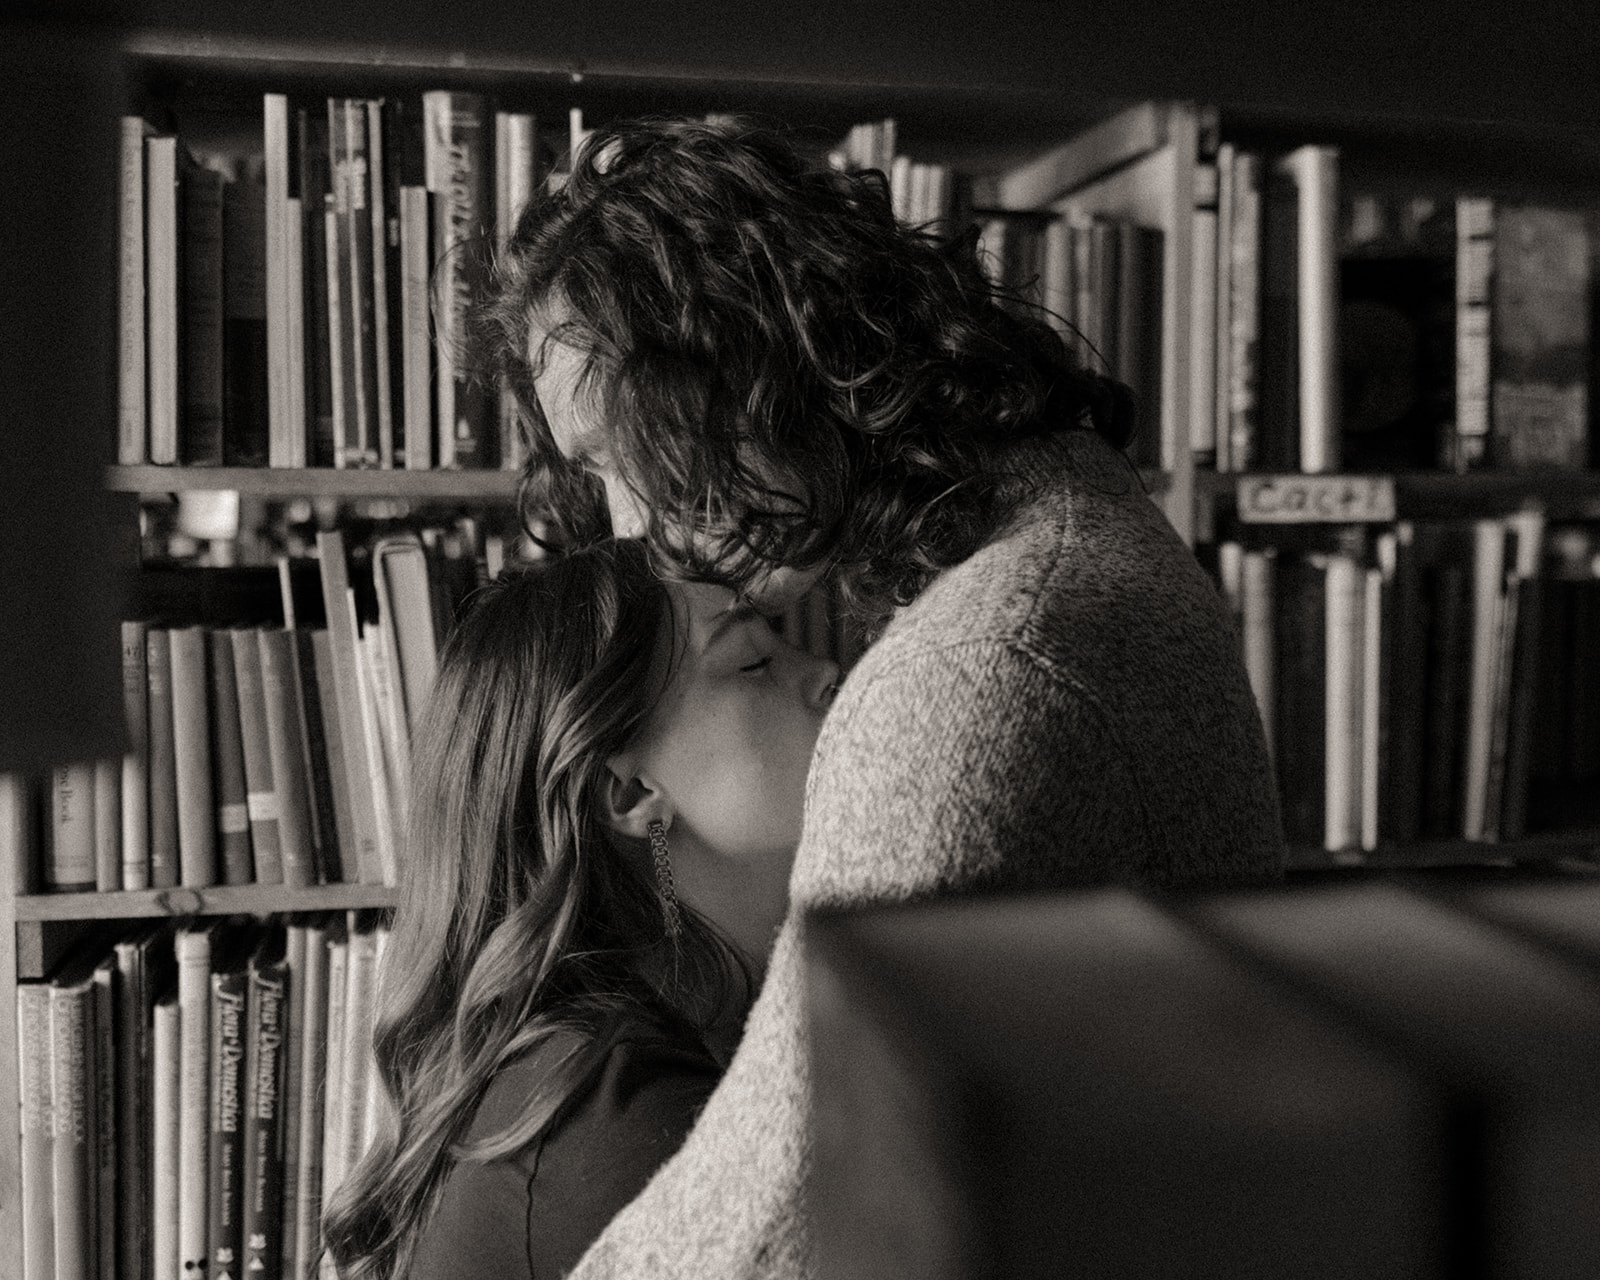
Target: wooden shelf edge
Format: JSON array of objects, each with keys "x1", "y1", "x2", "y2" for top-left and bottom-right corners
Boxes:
[
  {"x1": 15, "y1": 882, "x2": 399, "y2": 920},
  {"x1": 1285, "y1": 832, "x2": 1600, "y2": 873},
  {"x1": 106, "y1": 464, "x2": 521, "y2": 500}
]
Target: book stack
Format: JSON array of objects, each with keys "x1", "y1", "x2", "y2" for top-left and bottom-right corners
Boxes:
[
  {"x1": 118, "y1": 94, "x2": 555, "y2": 473},
  {"x1": 1215, "y1": 508, "x2": 1595, "y2": 858},
  {"x1": 14, "y1": 915, "x2": 389, "y2": 1280}
]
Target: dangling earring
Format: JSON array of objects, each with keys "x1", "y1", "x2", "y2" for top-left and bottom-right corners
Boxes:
[{"x1": 647, "y1": 819, "x2": 682, "y2": 940}]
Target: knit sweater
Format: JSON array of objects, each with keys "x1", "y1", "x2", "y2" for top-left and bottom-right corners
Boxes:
[{"x1": 567, "y1": 429, "x2": 1285, "y2": 1280}]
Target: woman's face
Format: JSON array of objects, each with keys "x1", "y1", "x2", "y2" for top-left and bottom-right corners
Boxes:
[{"x1": 637, "y1": 581, "x2": 838, "y2": 866}]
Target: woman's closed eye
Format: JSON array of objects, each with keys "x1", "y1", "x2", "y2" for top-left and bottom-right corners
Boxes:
[{"x1": 740, "y1": 655, "x2": 772, "y2": 675}]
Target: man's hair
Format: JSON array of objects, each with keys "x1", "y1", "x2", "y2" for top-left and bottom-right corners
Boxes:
[{"x1": 485, "y1": 116, "x2": 1136, "y2": 613}]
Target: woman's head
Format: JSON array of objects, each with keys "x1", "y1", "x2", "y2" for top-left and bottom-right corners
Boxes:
[
  {"x1": 486, "y1": 115, "x2": 1133, "y2": 614},
  {"x1": 324, "y1": 539, "x2": 834, "y2": 1279}
]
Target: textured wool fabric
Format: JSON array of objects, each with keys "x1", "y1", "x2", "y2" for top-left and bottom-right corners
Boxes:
[{"x1": 567, "y1": 429, "x2": 1286, "y2": 1280}]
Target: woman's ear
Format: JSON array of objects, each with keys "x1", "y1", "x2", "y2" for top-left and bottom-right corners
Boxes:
[{"x1": 602, "y1": 753, "x2": 669, "y2": 840}]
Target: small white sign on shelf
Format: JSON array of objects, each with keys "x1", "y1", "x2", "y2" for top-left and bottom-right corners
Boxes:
[{"x1": 1236, "y1": 474, "x2": 1397, "y2": 524}]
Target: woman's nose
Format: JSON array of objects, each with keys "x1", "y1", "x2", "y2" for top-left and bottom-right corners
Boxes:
[
  {"x1": 807, "y1": 655, "x2": 842, "y2": 709},
  {"x1": 602, "y1": 474, "x2": 648, "y2": 540}
]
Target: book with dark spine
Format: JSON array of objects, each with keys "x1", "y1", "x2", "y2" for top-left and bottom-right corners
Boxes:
[
  {"x1": 146, "y1": 626, "x2": 180, "y2": 889},
  {"x1": 169, "y1": 625, "x2": 217, "y2": 888},
  {"x1": 241, "y1": 930, "x2": 290, "y2": 1280},
  {"x1": 120, "y1": 619, "x2": 151, "y2": 890},
  {"x1": 208, "y1": 628, "x2": 256, "y2": 885},
  {"x1": 181, "y1": 156, "x2": 227, "y2": 466},
  {"x1": 230, "y1": 627, "x2": 283, "y2": 886}
]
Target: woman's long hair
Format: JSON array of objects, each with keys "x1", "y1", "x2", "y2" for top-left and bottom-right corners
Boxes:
[
  {"x1": 321, "y1": 540, "x2": 750, "y2": 1280},
  {"x1": 483, "y1": 115, "x2": 1137, "y2": 617}
]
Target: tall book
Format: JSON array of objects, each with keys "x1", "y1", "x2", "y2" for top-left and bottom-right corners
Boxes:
[
  {"x1": 152, "y1": 988, "x2": 181, "y2": 1280},
  {"x1": 1189, "y1": 162, "x2": 1219, "y2": 465},
  {"x1": 114, "y1": 922, "x2": 171, "y2": 1280},
  {"x1": 176, "y1": 925, "x2": 217, "y2": 1280},
  {"x1": 1114, "y1": 221, "x2": 1164, "y2": 471},
  {"x1": 311, "y1": 630, "x2": 358, "y2": 881},
  {"x1": 1275, "y1": 550, "x2": 1329, "y2": 848},
  {"x1": 1454, "y1": 197, "x2": 1495, "y2": 471},
  {"x1": 1497, "y1": 512, "x2": 1549, "y2": 842},
  {"x1": 1420, "y1": 525, "x2": 1475, "y2": 838},
  {"x1": 1379, "y1": 522, "x2": 1430, "y2": 846},
  {"x1": 90, "y1": 947, "x2": 116, "y2": 1280},
  {"x1": 169, "y1": 625, "x2": 218, "y2": 888},
  {"x1": 1461, "y1": 518, "x2": 1509, "y2": 840},
  {"x1": 330, "y1": 99, "x2": 380, "y2": 469},
  {"x1": 121, "y1": 619, "x2": 151, "y2": 890},
  {"x1": 1239, "y1": 546, "x2": 1277, "y2": 762},
  {"x1": 318, "y1": 928, "x2": 350, "y2": 1216},
  {"x1": 372, "y1": 533, "x2": 440, "y2": 739},
  {"x1": 92, "y1": 756, "x2": 119, "y2": 892},
  {"x1": 146, "y1": 627, "x2": 181, "y2": 889},
  {"x1": 315, "y1": 531, "x2": 382, "y2": 883},
  {"x1": 50, "y1": 945, "x2": 104, "y2": 1280},
  {"x1": 496, "y1": 109, "x2": 538, "y2": 469},
  {"x1": 241, "y1": 932, "x2": 291, "y2": 1280},
  {"x1": 299, "y1": 107, "x2": 337, "y2": 468},
  {"x1": 290, "y1": 921, "x2": 330, "y2": 1280},
  {"x1": 49, "y1": 760, "x2": 96, "y2": 891},
  {"x1": 259, "y1": 627, "x2": 320, "y2": 887},
  {"x1": 294, "y1": 629, "x2": 345, "y2": 884},
  {"x1": 181, "y1": 156, "x2": 227, "y2": 466},
  {"x1": 264, "y1": 93, "x2": 305, "y2": 468},
  {"x1": 208, "y1": 629, "x2": 256, "y2": 885},
  {"x1": 230, "y1": 627, "x2": 284, "y2": 886},
  {"x1": 17, "y1": 981, "x2": 55, "y2": 1280},
  {"x1": 118, "y1": 116, "x2": 156, "y2": 466},
  {"x1": 1223, "y1": 149, "x2": 1263, "y2": 471},
  {"x1": 222, "y1": 159, "x2": 270, "y2": 467},
  {"x1": 1490, "y1": 205, "x2": 1591, "y2": 469},
  {"x1": 146, "y1": 133, "x2": 181, "y2": 466},
  {"x1": 278, "y1": 923, "x2": 310, "y2": 1270},
  {"x1": 366, "y1": 98, "x2": 400, "y2": 469},
  {"x1": 1323, "y1": 550, "x2": 1366, "y2": 856},
  {"x1": 423, "y1": 90, "x2": 495, "y2": 468},
  {"x1": 399, "y1": 182, "x2": 434, "y2": 469},
  {"x1": 207, "y1": 937, "x2": 251, "y2": 1280}
]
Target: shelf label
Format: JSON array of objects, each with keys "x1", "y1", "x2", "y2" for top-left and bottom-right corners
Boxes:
[{"x1": 1236, "y1": 474, "x2": 1396, "y2": 523}]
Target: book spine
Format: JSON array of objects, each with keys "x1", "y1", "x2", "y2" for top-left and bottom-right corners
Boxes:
[
  {"x1": 241, "y1": 951, "x2": 290, "y2": 1280},
  {"x1": 1489, "y1": 206, "x2": 1591, "y2": 469},
  {"x1": 181, "y1": 159, "x2": 227, "y2": 466},
  {"x1": 113, "y1": 932, "x2": 156, "y2": 1280},
  {"x1": 230, "y1": 628, "x2": 283, "y2": 886},
  {"x1": 316, "y1": 531, "x2": 382, "y2": 882},
  {"x1": 291, "y1": 924, "x2": 330, "y2": 1280},
  {"x1": 1226, "y1": 150, "x2": 1262, "y2": 471},
  {"x1": 208, "y1": 629, "x2": 257, "y2": 885},
  {"x1": 325, "y1": 190, "x2": 349, "y2": 470},
  {"x1": 222, "y1": 163, "x2": 271, "y2": 467},
  {"x1": 146, "y1": 627, "x2": 180, "y2": 889},
  {"x1": 49, "y1": 761, "x2": 96, "y2": 891},
  {"x1": 278, "y1": 925, "x2": 309, "y2": 1269},
  {"x1": 176, "y1": 928, "x2": 213, "y2": 1280},
  {"x1": 264, "y1": 93, "x2": 294, "y2": 467},
  {"x1": 18, "y1": 983, "x2": 55, "y2": 1280},
  {"x1": 1276, "y1": 552, "x2": 1329, "y2": 847},
  {"x1": 1283, "y1": 145, "x2": 1340, "y2": 473},
  {"x1": 294, "y1": 629, "x2": 345, "y2": 884},
  {"x1": 399, "y1": 184, "x2": 434, "y2": 469},
  {"x1": 259, "y1": 628, "x2": 319, "y2": 888},
  {"x1": 1462, "y1": 518, "x2": 1508, "y2": 840},
  {"x1": 169, "y1": 625, "x2": 218, "y2": 888},
  {"x1": 423, "y1": 89, "x2": 494, "y2": 468},
  {"x1": 118, "y1": 116, "x2": 151, "y2": 465},
  {"x1": 1360, "y1": 564, "x2": 1386, "y2": 852},
  {"x1": 299, "y1": 108, "x2": 337, "y2": 468},
  {"x1": 50, "y1": 975, "x2": 96, "y2": 1280},
  {"x1": 1212, "y1": 142, "x2": 1235, "y2": 473},
  {"x1": 318, "y1": 932, "x2": 350, "y2": 1217},
  {"x1": 152, "y1": 993, "x2": 181, "y2": 1280},
  {"x1": 1324, "y1": 551, "x2": 1365, "y2": 854},
  {"x1": 337, "y1": 924, "x2": 379, "y2": 1180},
  {"x1": 91, "y1": 955, "x2": 116, "y2": 1280},
  {"x1": 353, "y1": 624, "x2": 401, "y2": 885},
  {"x1": 1454, "y1": 197, "x2": 1495, "y2": 472},
  {"x1": 121, "y1": 619, "x2": 152, "y2": 890},
  {"x1": 1189, "y1": 162, "x2": 1219, "y2": 465},
  {"x1": 1498, "y1": 514, "x2": 1548, "y2": 841},
  {"x1": 342, "y1": 99, "x2": 380, "y2": 468},
  {"x1": 311, "y1": 630, "x2": 357, "y2": 880},
  {"x1": 367, "y1": 99, "x2": 396, "y2": 469},
  {"x1": 146, "y1": 135, "x2": 181, "y2": 466},
  {"x1": 1421, "y1": 545, "x2": 1472, "y2": 837},
  {"x1": 92, "y1": 757, "x2": 119, "y2": 893},
  {"x1": 208, "y1": 963, "x2": 249, "y2": 1280},
  {"x1": 1381, "y1": 522, "x2": 1428, "y2": 846}
]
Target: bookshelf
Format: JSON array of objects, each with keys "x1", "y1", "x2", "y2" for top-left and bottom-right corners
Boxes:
[{"x1": 5, "y1": 4, "x2": 1599, "y2": 1278}]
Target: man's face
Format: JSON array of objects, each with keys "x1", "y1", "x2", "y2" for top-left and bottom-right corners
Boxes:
[{"x1": 527, "y1": 326, "x2": 825, "y2": 613}]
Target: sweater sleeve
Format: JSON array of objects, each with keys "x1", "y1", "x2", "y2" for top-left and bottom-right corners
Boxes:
[{"x1": 564, "y1": 641, "x2": 1148, "y2": 1280}]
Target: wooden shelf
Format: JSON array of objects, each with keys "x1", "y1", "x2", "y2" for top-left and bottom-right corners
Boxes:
[
  {"x1": 14, "y1": 882, "x2": 398, "y2": 921},
  {"x1": 107, "y1": 464, "x2": 521, "y2": 500}
]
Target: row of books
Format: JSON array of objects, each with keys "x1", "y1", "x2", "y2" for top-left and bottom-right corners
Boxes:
[
  {"x1": 14, "y1": 527, "x2": 463, "y2": 895},
  {"x1": 828, "y1": 117, "x2": 963, "y2": 234},
  {"x1": 1216, "y1": 513, "x2": 1600, "y2": 855},
  {"x1": 984, "y1": 133, "x2": 1594, "y2": 478},
  {"x1": 118, "y1": 91, "x2": 569, "y2": 474},
  {"x1": 978, "y1": 211, "x2": 1166, "y2": 469},
  {"x1": 16, "y1": 914, "x2": 388, "y2": 1280}
]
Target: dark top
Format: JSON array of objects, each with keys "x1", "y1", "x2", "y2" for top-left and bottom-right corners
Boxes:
[{"x1": 406, "y1": 1018, "x2": 722, "y2": 1280}]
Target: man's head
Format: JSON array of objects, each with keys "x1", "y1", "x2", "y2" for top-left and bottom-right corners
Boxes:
[{"x1": 486, "y1": 116, "x2": 1119, "y2": 613}]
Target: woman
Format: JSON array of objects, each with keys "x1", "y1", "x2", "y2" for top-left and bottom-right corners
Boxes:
[
  {"x1": 485, "y1": 116, "x2": 1284, "y2": 1279},
  {"x1": 321, "y1": 539, "x2": 839, "y2": 1280}
]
